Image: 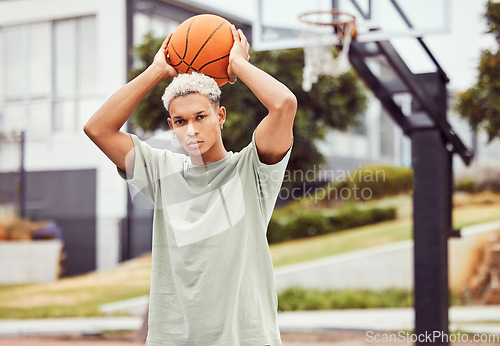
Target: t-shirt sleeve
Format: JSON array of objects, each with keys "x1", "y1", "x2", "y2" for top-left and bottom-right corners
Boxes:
[
  {"x1": 117, "y1": 134, "x2": 160, "y2": 203},
  {"x1": 248, "y1": 131, "x2": 292, "y2": 222}
]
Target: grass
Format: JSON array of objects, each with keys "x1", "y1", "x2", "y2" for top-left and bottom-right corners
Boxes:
[
  {"x1": 270, "y1": 194, "x2": 500, "y2": 267},
  {"x1": 0, "y1": 253, "x2": 151, "y2": 319},
  {"x1": 270, "y1": 219, "x2": 412, "y2": 267},
  {"x1": 0, "y1": 193, "x2": 499, "y2": 319}
]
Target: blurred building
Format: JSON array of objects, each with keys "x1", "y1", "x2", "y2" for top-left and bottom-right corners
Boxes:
[
  {"x1": 0, "y1": 0, "x2": 250, "y2": 276},
  {"x1": 0, "y1": 0, "x2": 497, "y2": 276}
]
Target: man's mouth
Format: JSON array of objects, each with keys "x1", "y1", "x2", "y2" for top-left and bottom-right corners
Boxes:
[{"x1": 187, "y1": 140, "x2": 203, "y2": 149}]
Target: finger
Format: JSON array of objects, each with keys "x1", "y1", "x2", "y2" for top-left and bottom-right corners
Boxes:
[
  {"x1": 231, "y1": 24, "x2": 240, "y2": 42},
  {"x1": 237, "y1": 29, "x2": 250, "y2": 55},
  {"x1": 238, "y1": 29, "x2": 247, "y2": 43},
  {"x1": 238, "y1": 32, "x2": 247, "y2": 48},
  {"x1": 161, "y1": 34, "x2": 171, "y2": 50},
  {"x1": 165, "y1": 32, "x2": 173, "y2": 47}
]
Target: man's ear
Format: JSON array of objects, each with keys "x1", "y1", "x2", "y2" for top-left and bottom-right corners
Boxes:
[
  {"x1": 167, "y1": 117, "x2": 174, "y2": 131},
  {"x1": 218, "y1": 106, "x2": 226, "y2": 125}
]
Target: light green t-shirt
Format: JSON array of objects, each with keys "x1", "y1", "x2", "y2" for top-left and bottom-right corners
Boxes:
[{"x1": 122, "y1": 133, "x2": 291, "y2": 346}]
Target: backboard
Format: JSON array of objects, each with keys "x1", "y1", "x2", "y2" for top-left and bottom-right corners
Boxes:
[{"x1": 253, "y1": 0, "x2": 450, "y2": 51}]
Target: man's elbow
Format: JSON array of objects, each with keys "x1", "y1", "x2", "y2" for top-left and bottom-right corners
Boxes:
[
  {"x1": 274, "y1": 93, "x2": 297, "y2": 116},
  {"x1": 287, "y1": 93, "x2": 298, "y2": 113},
  {"x1": 83, "y1": 122, "x2": 94, "y2": 139},
  {"x1": 83, "y1": 121, "x2": 102, "y2": 141}
]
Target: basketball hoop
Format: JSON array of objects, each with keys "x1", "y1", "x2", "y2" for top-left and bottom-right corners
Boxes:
[{"x1": 298, "y1": 10, "x2": 357, "y2": 92}]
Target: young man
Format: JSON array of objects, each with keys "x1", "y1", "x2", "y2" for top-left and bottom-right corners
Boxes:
[{"x1": 84, "y1": 25, "x2": 296, "y2": 345}]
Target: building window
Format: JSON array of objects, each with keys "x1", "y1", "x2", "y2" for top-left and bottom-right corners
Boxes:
[{"x1": 0, "y1": 16, "x2": 97, "y2": 135}]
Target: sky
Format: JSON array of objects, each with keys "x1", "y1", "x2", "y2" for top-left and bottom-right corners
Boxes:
[{"x1": 186, "y1": 0, "x2": 496, "y2": 91}]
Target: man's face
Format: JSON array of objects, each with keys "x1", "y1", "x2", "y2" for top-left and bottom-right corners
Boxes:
[{"x1": 168, "y1": 93, "x2": 226, "y2": 164}]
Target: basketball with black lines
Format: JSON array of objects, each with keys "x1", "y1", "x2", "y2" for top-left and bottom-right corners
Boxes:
[{"x1": 167, "y1": 14, "x2": 233, "y2": 87}]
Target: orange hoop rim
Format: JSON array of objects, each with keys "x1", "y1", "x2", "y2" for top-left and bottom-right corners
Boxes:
[{"x1": 298, "y1": 10, "x2": 357, "y2": 39}]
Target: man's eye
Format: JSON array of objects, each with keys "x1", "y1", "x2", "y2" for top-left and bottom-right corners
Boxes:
[
  {"x1": 197, "y1": 115, "x2": 206, "y2": 120},
  {"x1": 175, "y1": 120, "x2": 184, "y2": 125}
]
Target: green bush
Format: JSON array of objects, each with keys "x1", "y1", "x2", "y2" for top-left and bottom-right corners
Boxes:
[
  {"x1": 267, "y1": 205, "x2": 397, "y2": 244},
  {"x1": 285, "y1": 210, "x2": 331, "y2": 238},
  {"x1": 278, "y1": 287, "x2": 413, "y2": 311},
  {"x1": 454, "y1": 164, "x2": 500, "y2": 193},
  {"x1": 318, "y1": 165, "x2": 413, "y2": 204},
  {"x1": 327, "y1": 206, "x2": 397, "y2": 231},
  {"x1": 455, "y1": 178, "x2": 479, "y2": 193},
  {"x1": 266, "y1": 217, "x2": 290, "y2": 244},
  {"x1": 355, "y1": 165, "x2": 413, "y2": 199},
  {"x1": 277, "y1": 287, "x2": 464, "y2": 311}
]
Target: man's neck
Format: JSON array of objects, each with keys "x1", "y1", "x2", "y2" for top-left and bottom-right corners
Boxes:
[{"x1": 190, "y1": 142, "x2": 228, "y2": 166}]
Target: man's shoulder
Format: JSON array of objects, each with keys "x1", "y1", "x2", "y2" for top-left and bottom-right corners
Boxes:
[
  {"x1": 132, "y1": 134, "x2": 187, "y2": 163},
  {"x1": 228, "y1": 140, "x2": 254, "y2": 164}
]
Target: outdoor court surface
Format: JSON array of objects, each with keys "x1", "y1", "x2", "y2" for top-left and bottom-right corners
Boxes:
[
  {"x1": 0, "y1": 331, "x2": 405, "y2": 345},
  {"x1": 1, "y1": 331, "x2": 500, "y2": 346}
]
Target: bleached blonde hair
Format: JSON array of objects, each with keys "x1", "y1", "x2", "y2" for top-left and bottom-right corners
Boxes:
[{"x1": 162, "y1": 72, "x2": 221, "y2": 113}]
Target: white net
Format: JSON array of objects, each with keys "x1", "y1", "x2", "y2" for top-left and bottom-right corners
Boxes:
[{"x1": 301, "y1": 21, "x2": 354, "y2": 92}]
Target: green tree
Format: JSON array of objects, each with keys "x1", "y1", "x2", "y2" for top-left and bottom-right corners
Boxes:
[
  {"x1": 129, "y1": 33, "x2": 367, "y2": 176},
  {"x1": 128, "y1": 33, "x2": 171, "y2": 131},
  {"x1": 456, "y1": 1, "x2": 500, "y2": 142}
]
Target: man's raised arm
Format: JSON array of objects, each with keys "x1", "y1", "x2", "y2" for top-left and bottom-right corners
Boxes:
[
  {"x1": 227, "y1": 25, "x2": 297, "y2": 165},
  {"x1": 84, "y1": 34, "x2": 177, "y2": 172}
]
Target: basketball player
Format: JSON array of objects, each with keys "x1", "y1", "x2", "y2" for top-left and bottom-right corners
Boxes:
[{"x1": 84, "y1": 25, "x2": 296, "y2": 345}]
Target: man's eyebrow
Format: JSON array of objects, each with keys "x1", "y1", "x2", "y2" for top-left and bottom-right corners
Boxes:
[{"x1": 172, "y1": 110, "x2": 207, "y2": 119}]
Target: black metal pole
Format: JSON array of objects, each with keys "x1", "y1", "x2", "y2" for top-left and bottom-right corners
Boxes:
[
  {"x1": 348, "y1": 34, "x2": 469, "y2": 346},
  {"x1": 411, "y1": 73, "x2": 451, "y2": 346},
  {"x1": 19, "y1": 131, "x2": 26, "y2": 218},
  {"x1": 412, "y1": 130, "x2": 451, "y2": 346},
  {"x1": 123, "y1": 0, "x2": 135, "y2": 261}
]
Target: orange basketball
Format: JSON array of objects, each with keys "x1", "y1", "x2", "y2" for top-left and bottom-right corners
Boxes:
[{"x1": 167, "y1": 14, "x2": 234, "y2": 87}]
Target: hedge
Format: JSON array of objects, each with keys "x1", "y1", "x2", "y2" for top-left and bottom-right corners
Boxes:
[
  {"x1": 277, "y1": 287, "x2": 464, "y2": 311},
  {"x1": 455, "y1": 164, "x2": 500, "y2": 193},
  {"x1": 277, "y1": 287, "x2": 413, "y2": 311},
  {"x1": 324, "y1": 165, "x2": 414, "y2": 202},
  {"x1": 267, "y1": 205, "x2": 397, "y2": 244}
]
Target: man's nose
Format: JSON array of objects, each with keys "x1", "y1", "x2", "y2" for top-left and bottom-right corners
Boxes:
[{"x1": 186, "y1": 122, "x2": 198, "y2": 136}]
